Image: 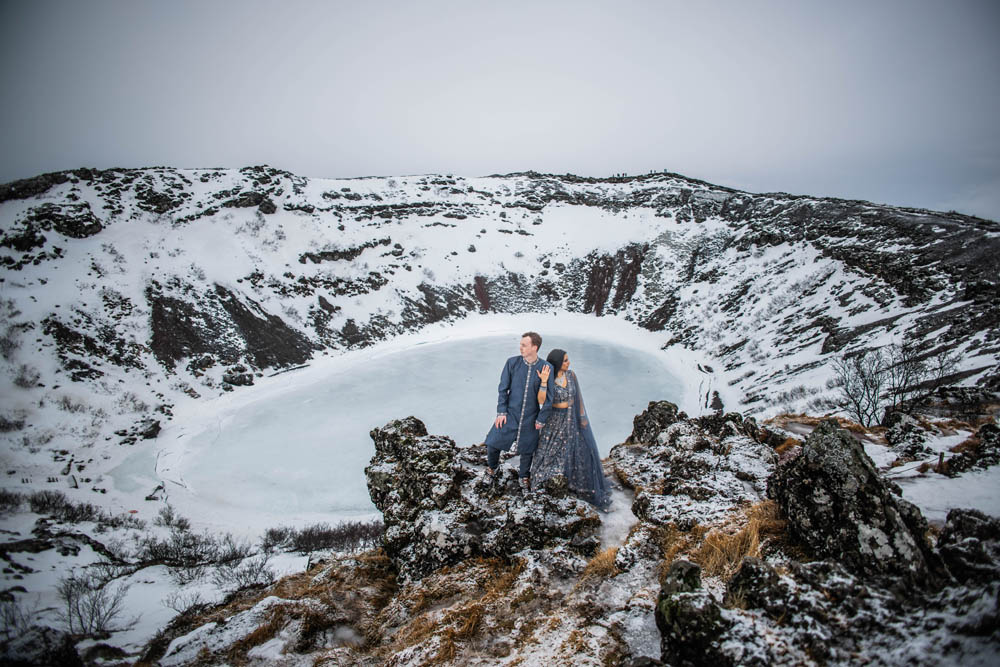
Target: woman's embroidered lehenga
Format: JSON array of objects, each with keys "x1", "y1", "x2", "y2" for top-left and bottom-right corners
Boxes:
[{"x1": 530, "y1": 370, "x2": 611, "y2": 509}]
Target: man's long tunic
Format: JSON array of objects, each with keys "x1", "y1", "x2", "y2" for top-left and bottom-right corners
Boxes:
[{"x1": 484, "y1": 355, "x2": 553, "y2": 454}]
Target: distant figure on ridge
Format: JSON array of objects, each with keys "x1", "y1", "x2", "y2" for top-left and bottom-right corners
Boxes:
[
  {"x1": 531, "y1": 349, "x2": 612, "y2": 511},
  {"x1": 484, "y1": 332, "x2": 553, "y2": 494}
]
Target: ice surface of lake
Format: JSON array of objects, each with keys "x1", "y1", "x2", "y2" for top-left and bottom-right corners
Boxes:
[{"x1": 145, "y1": 335, "x2": 685, "y2": 531}]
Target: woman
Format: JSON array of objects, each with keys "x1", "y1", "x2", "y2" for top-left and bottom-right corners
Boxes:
[{"x1": 530, "y1": 349, "x2": 612, "y2": 510}]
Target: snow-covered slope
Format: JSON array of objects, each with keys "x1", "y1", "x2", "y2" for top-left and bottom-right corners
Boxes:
[
  {"x1": 1, "y1": 165, "x2": 997, "y2": 487},
  {"x1": 2, "y1": 165, "x2": 999, "y2": 664}
]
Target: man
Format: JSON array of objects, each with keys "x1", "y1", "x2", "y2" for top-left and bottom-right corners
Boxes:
[{"x1": 484, "y1": 331, "x2": 553, "y2": 494}]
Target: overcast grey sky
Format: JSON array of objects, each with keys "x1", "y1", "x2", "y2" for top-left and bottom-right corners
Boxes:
[{"x1": 2, "y1": 0, "x2": 998, "y2": 219}]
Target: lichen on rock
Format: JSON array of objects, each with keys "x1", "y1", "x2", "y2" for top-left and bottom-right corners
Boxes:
[{"x1": 768, "y1": 419, "x2": 941, "y2": 583}]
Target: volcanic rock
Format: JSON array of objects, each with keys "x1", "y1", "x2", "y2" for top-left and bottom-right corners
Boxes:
[
  {"x1": 947, "y1": 422, "x2": 1000, "y2": 474},
  {"x1": 936, "y1": 507, "x2": 1000, "y2": 584},
  {"x1": 768, "y1": 419, "x2": 938, "y2": 583},
  {"x1": 655, "y1": 560, "x2": 734, "y2": 666},
  {"x1": 365, "y1": 417, "x2": 601, "y2": 581},
  {"x1": 884, "y1": 413, "x2": 934, "y2": 459},
  {"x1": 627, "y1": 400, "x2": 682, "y2": 444},
  {"x1": 611, "y1": 416, "x2": 776, "y2": 529}
]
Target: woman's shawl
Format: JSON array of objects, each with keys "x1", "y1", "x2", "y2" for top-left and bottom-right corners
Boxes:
[{"x1": 567, "y1": 370, "x2": 611, "y2": 509}]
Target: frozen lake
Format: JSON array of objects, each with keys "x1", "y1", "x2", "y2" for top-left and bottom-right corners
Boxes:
[{"x1": 135, "y1": 333, "x2": 686, "y2": 532}]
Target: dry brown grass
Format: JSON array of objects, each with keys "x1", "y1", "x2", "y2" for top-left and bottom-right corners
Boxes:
[
  {"x1": 145, "y1": 548, "x2": 397, "y2": 666},
  {"x1": 691, "y1": 501, "x2": 787, "y2": 579},
  {"x1": 225, "y1": 606, "x2": 291, "y2": 665},
  {"x1": 654, "y1": 501, "x2": 795, "y2": 583},
  {"x1": 380, "y1": 557, "x2": 527, "y2": 662},
  {"x1": 580, "y1": 547, "x2": 620, "y2": 581},
  {"x1": 559, "y1": 628, "x2": 588, "y2": 656},
  {"x1": 950, "y1": 434, "x2": 980, "y2": 454},
  {"x1": 932, "y1": 418, "x2": 974, "y2": 434},
  {"x1": 655, "y1": 523, "x2": 709, "y2": 583},
  {"x1": 430, "y1": 632, "x2": 458, "y2": 664},
  {"x1": 516, "y1": 615, "x2": 544, "y2": 644},
  {"x1": 775, "y1": 437, "x2": 802, "y2": 456}
]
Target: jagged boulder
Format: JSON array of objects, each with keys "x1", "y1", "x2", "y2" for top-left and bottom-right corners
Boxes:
[
  {"x1": 222, "y1": 365, "x2": 254, "y2": 386},
  {"x1": 655, "y1": 561, "x2": 735, "y2": 666},
  {"x1": 627, "y1": 400, "x2": 682, "y2": 444},
  {"x1": 692, "y1": 411, "x2": 757, "y2": 440},
  {"x1": 768, "y1": 419, "x2": 938, "y2": 583},
  {"x1": 884, "y1": 413, "x2": 934, "y2": 459},
  {"x1": 365, "y1": 417, "x2": 601, "y2": 581},
  {"x1": 936, "y1": 508, "x2": 1000, "y2": 584}
]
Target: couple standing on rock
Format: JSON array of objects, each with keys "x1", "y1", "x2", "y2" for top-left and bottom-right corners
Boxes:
[{"x1": 484, "y1": 331, "x2": 612, "y2": 511}]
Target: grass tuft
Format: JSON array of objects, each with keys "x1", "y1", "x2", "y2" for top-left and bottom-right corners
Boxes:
[{"x1": 580, "y1": 547, "x2": 620, "y2": 581}]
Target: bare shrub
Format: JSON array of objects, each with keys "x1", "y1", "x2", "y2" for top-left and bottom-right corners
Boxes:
[
  {"x1": 56, "y1": 395, "x2": 88, "y2": 413},
  {"x1": 834, "y1": 341, "x2": 962, "y2": 426},
  {"x1": 162, "y1": 590, "x2": 208, "y2": 615},
  {"x1": 99, "y1": 512, "x2": 147, "y2": 531},
  {"x1": 0, "y1": 414, "x2": 25, "y2": 432},
  {"x1": 211, "y1": 554, "x2": 276, "y2": 591},
  {"x1": 0, "y1": 327, "x2": 20, "y2": 361},
  {"x1": 89, "y1": 557, "x2": 137, "y2": 586},
  {"x1": 833, "y1": 349, "x2": 885, "y2": 427},
  {"x1": 153, "y1": 504, "x2": 190, "y2": 531},
  {"x1": 115, "y1": 391, "x2": 149, "y2": 414},
  {"x1": 133, "y1": 528, "x2": 222, "y2": 567},
  {"x1": 215, "y1": 534, "x2": 253, "y2": 566},
  {"x1": 133, "y1": 528, "x2": 251, "y2": 585},
  {"x1": 57, "y1": 572, "x2": 133, "y2": 636},
  {"x1": 12, "y1": 364, "x2": 40, "y2": 388},
  {"x1": 260, "y1": 526, "x2": 293, "y2": 553},
  {"x1": 28, "y1": 489, "x2": 72, "y2": 515},
  {"x1": 0, "y1": 488, "x2": 23, "y2": 513},
  {"x1": 0, "y1": 597, "x2": 36, "y2": 641},
  {"x1": 90, "y1": 407, "x2": 109, "y2": 427},
  {"x1": 276, "y1": 520, "x2": 384, "y2": 554},
  {"x1": 28, "y1": 490, "x2": 101, "y2": 523}
]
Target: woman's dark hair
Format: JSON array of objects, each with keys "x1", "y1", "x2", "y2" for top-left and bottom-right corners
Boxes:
[{"x1": 546, "y1": 348, "x2": 567, "y2": 376}]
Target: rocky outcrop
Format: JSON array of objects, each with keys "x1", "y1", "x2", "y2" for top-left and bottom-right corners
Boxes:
[
  {"x1": 768, "y1": 419, "x2": 941, "y2": 583},
  {"x1": 147, "y1": 281, "x2": 315, "y2": 370},
  {"x1": 655, "y1": 419, "x2": 1000, "y2": 665},
  {"x1": 948, "y1": 422, "x2": 1000, "y2": 474},
  {"x1": 655, "y1": 560, "x2": 733, "y2": 666},
  {"x1": 884, "y1": 413, "x2": 934, "y2": 459},
  {"x1": 365, "y1": 417, "x2": 601, "y2": 581},
  {"x1": 125, "y1": 406, "x2": 999, "y2": 666},
  {"x1": 626, "y1": 400, "x2": 684, "y2": 444},
  {"x1": 657, "y1": 552, "x2": 1000, "y2": 666},
  {"x1": 222, "y1": 190, "x2": 277, "y2": 214},
  {"x1": 612, "y1": 410, "x2": 776, "y2": 529},
  {"x1": 937, "y1": 508, "x2": 1000, "y2": 584}
]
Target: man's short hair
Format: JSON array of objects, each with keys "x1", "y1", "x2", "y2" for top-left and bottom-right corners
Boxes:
[{"x1": 521, "y1": 331, "x2": 542, "y2": 350}]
